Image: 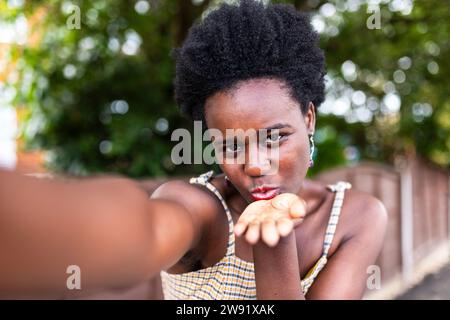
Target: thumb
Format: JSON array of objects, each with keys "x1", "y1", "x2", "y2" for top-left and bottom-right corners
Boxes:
[
  {"x1": 270, "y1": 193, "x2": 298, "y2": 210},
  {"x1": 290, "y1": 198, "x2": 307, "y2": 219}
]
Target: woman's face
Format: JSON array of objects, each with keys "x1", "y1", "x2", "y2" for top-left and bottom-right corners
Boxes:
[{"x1": 205, "y1": 78, "x2": 316, "y2": 203}]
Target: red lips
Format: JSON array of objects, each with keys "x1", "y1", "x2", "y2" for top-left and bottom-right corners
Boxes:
[{"x1": 250, "y1": 186, "x2": 280, "y2": 201}]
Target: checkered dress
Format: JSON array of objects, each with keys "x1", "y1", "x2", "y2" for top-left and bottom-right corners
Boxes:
[{"x1": 160, "y1": 171, "x2": 351, "y2": 299}]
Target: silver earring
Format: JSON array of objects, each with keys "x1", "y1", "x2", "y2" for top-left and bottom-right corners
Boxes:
[{"x1": 309, "y1": 133, "x2": 315, "y2": 168}]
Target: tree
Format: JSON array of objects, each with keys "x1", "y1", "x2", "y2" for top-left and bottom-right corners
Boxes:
[{"x1": 2, "y1": 0, "x2": 449, "y2": 177}]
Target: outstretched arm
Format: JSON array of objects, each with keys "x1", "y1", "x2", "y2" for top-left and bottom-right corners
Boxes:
[{"x1": 0, "y1": 170, "x2": 202, "y2": 297}]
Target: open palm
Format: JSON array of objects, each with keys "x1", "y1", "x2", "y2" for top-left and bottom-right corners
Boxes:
[{"x1": 234, "y1": 193, "x2": 307, "y2": 247}]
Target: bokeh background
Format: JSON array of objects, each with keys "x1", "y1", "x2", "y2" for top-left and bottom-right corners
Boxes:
[{"x1": 0, "y1": 0, "x2": 449, "y2": 299}]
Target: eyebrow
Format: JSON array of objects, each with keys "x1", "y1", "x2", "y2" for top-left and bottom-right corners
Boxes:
[
  {"x1": 213, "y1": 123, "x2": 293, "y2": 145},
  {"x1": 263, "y1": 123, "x2": 293, "y2": 130}
]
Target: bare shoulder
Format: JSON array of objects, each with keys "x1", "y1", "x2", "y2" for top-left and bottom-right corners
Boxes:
[
  {"x1": 339, "y1": 187, "x2": 388, "y2": 242},
  {"x1": 151, "y1": 179, "x2": 222, "y2": 228}
]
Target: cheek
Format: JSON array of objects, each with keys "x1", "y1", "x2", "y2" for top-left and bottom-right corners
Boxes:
[
  {"x1": 220, "y1": 164, "x2": 241, "y2": 183},
  {"x1": 221, "y1": 164, "x2": 250, "y2": 194},
  {"x1": 277, "y1": 137, "x2": 310, "y2": 178}
]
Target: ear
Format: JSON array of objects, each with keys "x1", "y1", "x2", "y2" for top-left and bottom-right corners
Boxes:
[{"x1": 304, "y1": 102, "x2": 316, "y2": 135}]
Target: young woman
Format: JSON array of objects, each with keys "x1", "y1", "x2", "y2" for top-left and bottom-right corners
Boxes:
[{"x1": 0, "y1": 0, "x2": 387, "y2": 299}]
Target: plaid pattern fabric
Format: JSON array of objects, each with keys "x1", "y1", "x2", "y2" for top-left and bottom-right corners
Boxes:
[{"x1": 160, "y1": 171, "x2": 351, "y2": 299}]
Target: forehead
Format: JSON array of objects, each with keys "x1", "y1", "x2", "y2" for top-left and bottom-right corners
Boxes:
[{"x1": 204, "y1": 78, "x2": 303, "y2": 131}]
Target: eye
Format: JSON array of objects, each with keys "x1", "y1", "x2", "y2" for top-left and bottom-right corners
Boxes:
[
  {"x1": 264, "y1": 132, "x2": 286, "y2": 146},
  {"x1": 224, "y1": 141, "x2": 244, "y2": 154},
  {"x1": 266, "y1": 134, "x2": 281, "y2": 142}
]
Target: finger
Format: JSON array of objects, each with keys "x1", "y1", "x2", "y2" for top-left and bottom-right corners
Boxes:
[
  {"x1": 276, "y1": 217, "x2": 294, "y2": 237},
  {"x1": 270, "y1": 193, "x2": 298, "y2": 210},
  {"x1": 245, "y1": 222, "x2": 260, "y2": 245},
  {"x1": 290, "y1": 198, "x2": 307, "y2": 218},
  {"x1": 234, "y1": 221, "x2": 248, "y2": 237},
  {"x1": 235, "y1": 209, "x2": 258, "y2": 228},
  {"x1": 261, "y1": 219, "x2": 280, "y2": 247}
]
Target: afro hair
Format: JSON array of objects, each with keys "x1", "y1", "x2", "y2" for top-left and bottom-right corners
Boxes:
[{"x1": 173, "y1": 0, "x2": 326, "y2": 122}]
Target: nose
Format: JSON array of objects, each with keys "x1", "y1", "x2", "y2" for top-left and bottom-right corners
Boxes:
[{"x1": 244, "y1": 144, "x2": 272, "y2": 177}]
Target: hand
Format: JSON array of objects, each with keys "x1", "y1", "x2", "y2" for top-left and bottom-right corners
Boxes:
[{"x1": 234, "y1": 193, "x2": 307, "y2": 247}]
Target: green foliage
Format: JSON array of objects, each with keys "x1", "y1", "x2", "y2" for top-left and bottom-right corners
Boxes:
[
  {"x1": 5, "y1": 0, "x2": 210, "y2": 177},
  {"x1": 2, "y1": 0, "x2": 449, "y2": 177},
  {"x1": 317, "y1": 0, "x2": 450, "y2": 169}
]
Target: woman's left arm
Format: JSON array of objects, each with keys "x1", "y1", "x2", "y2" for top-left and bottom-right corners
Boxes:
[
  {"x1": 252, "y1": 232, "x2": 305, "y2": 299},
  {"x1": 234, "y1": 193, "x2": 307, "y2": 299}
]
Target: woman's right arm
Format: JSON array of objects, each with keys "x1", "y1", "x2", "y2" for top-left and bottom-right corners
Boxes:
[{"x1": 0, "y1": 169, "x2": 206, "y2": 297}]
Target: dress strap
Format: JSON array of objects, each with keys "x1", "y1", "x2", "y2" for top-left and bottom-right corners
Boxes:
[
  {"x1": 189, "y1": 170, "x2": 236, "y2": 257},
  {"x1": 323, "y1": 181, "x2": 352, "y2": 256},
  {"x1": 301, "y1": 181, "x2": 352, "y2": 294}
]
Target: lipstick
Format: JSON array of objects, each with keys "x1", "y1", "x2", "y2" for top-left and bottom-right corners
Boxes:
[{"x1": 250, "y1": 186, "x2": 280, "y2": 201}]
